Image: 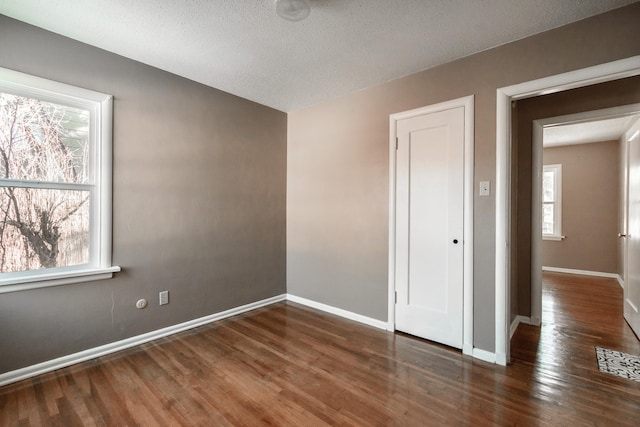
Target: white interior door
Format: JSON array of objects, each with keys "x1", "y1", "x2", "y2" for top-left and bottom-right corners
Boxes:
[
  {"x1": 624, "y1": 118, "x2": 640, "y2": 338},
  {"x1": 395, "y1": 106, "x2": 464, "y2": 349}
]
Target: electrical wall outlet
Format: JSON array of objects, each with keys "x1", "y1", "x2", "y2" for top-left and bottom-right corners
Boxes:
[{"x1": 159, "y1": 290, "x2": 169, "y2": 305}]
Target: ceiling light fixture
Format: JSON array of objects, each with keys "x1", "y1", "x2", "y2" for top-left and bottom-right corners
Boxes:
[{"x1": 275, "y1": 0, "x2": 311, "y2": 22}]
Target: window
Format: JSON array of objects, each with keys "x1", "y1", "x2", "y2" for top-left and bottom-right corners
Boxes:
[
  {"x1": 542, "y1": 164, "x2": 563, "y2": 240},
  {"x1": 0, "y1": 68, "x2": 119, "y2": 292}
]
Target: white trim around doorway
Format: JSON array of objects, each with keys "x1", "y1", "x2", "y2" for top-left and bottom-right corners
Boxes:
[{"x1": 495, "y1": 55, "x2": 640, "y2": 366}]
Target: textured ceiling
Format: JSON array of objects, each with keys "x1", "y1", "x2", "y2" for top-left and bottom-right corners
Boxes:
[
  {"x1": 0, "y1": 0, "x2": 636, "y2": 112},
  {"x1": 544, "y1": 116, "x2": 638, "y2": 147}
]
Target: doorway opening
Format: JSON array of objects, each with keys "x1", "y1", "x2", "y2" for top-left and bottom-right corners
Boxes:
[
  {"x1": 495, "y1": 55, "x2": 640, "y2": 365},
  {"x1": 530, "y1": 106, "x2": 640, "y2": 327}
]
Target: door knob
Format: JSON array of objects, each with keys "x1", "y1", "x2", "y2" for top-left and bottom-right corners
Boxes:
[
  {"x1": 453, "y1": 239, "x2": 459, "y2": 244},
  {"x1": 618, "y1": 233, "x2": 628, "y2": 238}
]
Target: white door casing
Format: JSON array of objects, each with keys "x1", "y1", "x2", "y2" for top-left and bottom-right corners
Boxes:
[
  {"x1": 624, "y1": 118, "x2": 640, "y2": 337},
  {"x1": 388, "y1": 95, "x2": 474, "y2": 356}
]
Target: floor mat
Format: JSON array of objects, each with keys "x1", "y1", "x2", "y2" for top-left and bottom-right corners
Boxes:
[{"x1": 595, "y1": 346, "x2": 640, "y2": 382}]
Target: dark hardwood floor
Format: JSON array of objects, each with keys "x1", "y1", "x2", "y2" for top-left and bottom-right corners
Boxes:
[{"x1": 1, "y1": 272, "x2": 639, "y2": 426}]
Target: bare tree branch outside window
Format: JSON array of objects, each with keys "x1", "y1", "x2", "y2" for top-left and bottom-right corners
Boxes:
[{"x1": 0, "y1": 93, "x2": 90, "y2": 273}]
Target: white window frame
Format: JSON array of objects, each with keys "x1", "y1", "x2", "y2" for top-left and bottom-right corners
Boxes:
[
  {"x1": 0, "y1": 67, "x2": 119, "y2": 293},
  {"x1": 542, "y1": 163, "x2": 563, "y2": 241}
]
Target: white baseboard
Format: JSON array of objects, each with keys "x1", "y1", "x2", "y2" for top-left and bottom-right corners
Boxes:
[
  {"x1": 473, "y1": 348, "x2": 497, "y2": 364},
  {"x1": 2, "y1": 292, "x2": 503, "y2": 387},
  {"x1": 286, "y1": 294, "x2": 389, "y2": 330},
  {"x1": 543, "y1": 267, "x2": 624, "y2": 288},
  {"x1": 510, "y1": 315, "x2": 531, "y2": 339},
  {"x1": 462, "y1": 343, "x2": 473, "y2": 356},
  {"x1": 495, "y1": 352, "x2": 508, "y2": 366},
  {"x1": 288, "y1": 295, "x2": 502, "y2": 364},
  {"x1": 0, "y1": 294, "x2": 287, "y2": 387},
  {"x1": 542, "y1": 266, "x2": 620, "y2": 280}
]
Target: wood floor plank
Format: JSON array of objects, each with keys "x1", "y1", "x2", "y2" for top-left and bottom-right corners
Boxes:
[{"x1": 2, "y1": 271, "x2": 639, "y2": 425}]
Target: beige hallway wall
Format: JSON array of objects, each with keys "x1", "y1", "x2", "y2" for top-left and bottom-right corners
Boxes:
[{"x1": 542, "y1": 140, "x2": 620, "y2": 273}]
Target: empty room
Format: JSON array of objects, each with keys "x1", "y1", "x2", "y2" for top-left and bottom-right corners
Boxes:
[{"x1": 1, "y1": 1, "x2": 639, "y2": 425}]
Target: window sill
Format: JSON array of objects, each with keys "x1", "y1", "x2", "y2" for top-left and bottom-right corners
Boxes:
[
  {"x1": 543, "y1": 235, "x2": 566, "y2": 241},
  {"x1": 0, "y1": 266, "x2": 121, "y2": 294}
]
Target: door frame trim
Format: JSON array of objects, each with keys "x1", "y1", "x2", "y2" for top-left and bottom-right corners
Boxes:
[
  {"x1": 388, "y1": 95, "x2": 475, "y2": 356},
  {"x1": 495, "y1": 55, "x2": 640, "y2": 366}
]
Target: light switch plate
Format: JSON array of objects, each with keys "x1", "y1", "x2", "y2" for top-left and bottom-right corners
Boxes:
[
  {"x1": 479, "y1": 181, "x2": 491, "y2": 196},
  {"x1": 159, "y1": 291, "x2": 169, "y2": 305}
]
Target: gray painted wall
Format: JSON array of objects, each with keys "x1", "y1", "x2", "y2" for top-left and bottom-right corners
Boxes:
[
  {"x1": 287, "y1": 4, "x2": 640, "y2": 352},
  {"x1": 0, "y1": 16, "x2": 287, "y2": 374}
]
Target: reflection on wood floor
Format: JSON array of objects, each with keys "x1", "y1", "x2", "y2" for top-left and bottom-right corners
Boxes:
[
  {"x1": 509, "y1": 272, "x2": 640, "y2": 423},
  {"x1": 1, "y1": 271, "x2": 639, "y2": 425}
]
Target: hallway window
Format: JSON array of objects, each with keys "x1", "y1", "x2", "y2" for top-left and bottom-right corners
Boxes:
[{"x1": 542, "y1": 164, "x2": 563, "y2": 240}]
